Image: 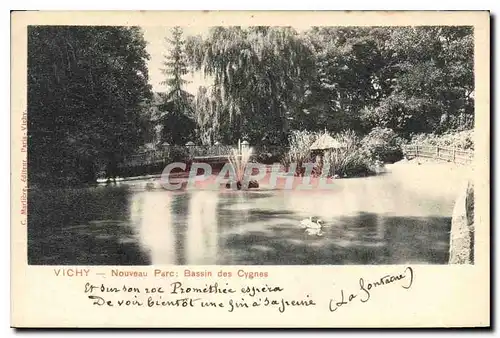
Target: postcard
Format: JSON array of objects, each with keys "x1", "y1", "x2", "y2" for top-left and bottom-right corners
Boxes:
[{"x1": 11, "y1": 10, "x2": 490, "y2": 328}]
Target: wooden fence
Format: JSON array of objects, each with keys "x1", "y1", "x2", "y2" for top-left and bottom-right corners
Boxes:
[{"x1": 402, "y1": 144, "x2": 474, "y2": 165}]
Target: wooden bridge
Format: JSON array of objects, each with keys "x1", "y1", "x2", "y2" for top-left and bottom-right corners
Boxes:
[
  {"x1": 402, "y1": 144, "x2": 474, "y2": 165},
  {"x1": 119, "y1": 145, "x2": 233, "y2": 166},
  {"x1": 114, "y1": 144, "x2": 287, "y2": 177}
]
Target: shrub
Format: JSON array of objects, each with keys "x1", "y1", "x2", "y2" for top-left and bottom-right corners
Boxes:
[
  {"x1": 254, "y1": 145, "x2": 286, "y2": 164},
  {"x1": 409, "y1": 130, "x2": 474, "y2": 151},
  {"x1": 282, "y1": 129, "x2": 381, "y2": 178},
  {"x1": 283, "y1": 130, "x2": 320, "y2": 175},
  {"x1": 168, "y1": 146, "x2": 192, "y2": 163},
  {"x1": 323, "y1": 130, "x2": 376, "y2": 177},
  {"x1": 361, "y1": 127, "x2": 404, "y2": 163}
]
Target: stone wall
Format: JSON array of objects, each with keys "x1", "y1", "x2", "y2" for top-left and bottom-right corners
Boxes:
[{"x1": 449, "y1": 180, "x2": 475, "y2": 264}]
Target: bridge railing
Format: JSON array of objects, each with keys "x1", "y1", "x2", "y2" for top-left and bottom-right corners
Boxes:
[
  {"x1": 119, "y1": 144, "x2": 237, "y2": 168},
  {"x1": 119, "y1": 144, "x2": 292, "y2": 168},
  {"x1": 402, "y1": 144, "x2": 474, "y2": 165}
]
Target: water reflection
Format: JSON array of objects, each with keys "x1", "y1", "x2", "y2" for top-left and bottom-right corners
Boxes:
[
  {"x1": 28, "y1": 186, "x2": 151, "y2": 265},
  {"x1": 28, "y1": 171, "x2": 457, "y2": 265},
  {"x1": 185, "y1": 191, "x2": 219, "y2": 265},
  {"x1": 128, "y1": 190, "x2": 221, "y2": 265},
  {"x1": 130, "y1": 191, "x2": 176, "y2": 265}
]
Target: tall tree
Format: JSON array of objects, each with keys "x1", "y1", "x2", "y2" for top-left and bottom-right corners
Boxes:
[
  {"x1": 159, "y1": 26, "x2": 196, "y2": 145},
  {"x1": 28, "y1": 26, "x2": 153, "y2": 186},
  {"x1": 186, "y1": 26, "x2": 474, "y2": 145},
  {"x1": 186, "y1": 27, "x2": 315, "y2": 145},
  {"x1": 299, "y1": 27, "x2": 394, "y2": 133},
  {"x1": 360, "y1": 26, "x2": 474, "y2": 136}
]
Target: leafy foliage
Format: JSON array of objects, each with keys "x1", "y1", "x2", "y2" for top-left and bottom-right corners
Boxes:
[
  {"x1": 283, "y1": 130, "x2": 377, "y2": 178},
  {"x1": 409, "y1": 130, "x2": 474, "y2": 151},
  {"x1": 187, "y1": 27, "x2": 314, "y2": 144},
  {"x1": 322, "y1": 130, "x2": 375, "y2": 177},
  {"x1": 158, "y1": 27, "x2": 196, "y2": 145},
  {"x1": 28, "y1": 26, "x2": 153, "y2": 186},
  {"x1": 360, "y1": 127, "x2": 405, "y2": 163},
  {"x1": 360, "y1": 27, "x2": 474, "y2": 135},
  {"x1": 186, "y1": 26, "x2": 474, "y2": 145},
  {"x1": 29, "y1": 25, "x2": 475, "y2": 185},
  {"x1": 282, "y1": 130, "x2": 320, "y2": 175}
]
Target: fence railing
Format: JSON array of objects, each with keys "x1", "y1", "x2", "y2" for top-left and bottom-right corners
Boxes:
[
  {"x1": 402, "y1": 144, "x2": 474, "y2": 165},
  {"x1": 119, "y1": 144, "x2": 291, "y2": 168},
  {"x1": 119, "y1": 145, "x2": 236, "y2": 168}
]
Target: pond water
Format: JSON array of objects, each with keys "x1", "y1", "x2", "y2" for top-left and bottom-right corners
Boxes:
[{"x1": 28, "y1": 166, "x2": 465, "y2": 265}]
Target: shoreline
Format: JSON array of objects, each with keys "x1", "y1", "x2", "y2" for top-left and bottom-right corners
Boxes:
[{"x1": 30, "y1": 157, "x2": 473, "y2": 192}]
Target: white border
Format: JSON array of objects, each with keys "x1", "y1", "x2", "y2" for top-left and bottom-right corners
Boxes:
[{"x1": 4, "y1": 1, "x2": 497, "y2": 337}]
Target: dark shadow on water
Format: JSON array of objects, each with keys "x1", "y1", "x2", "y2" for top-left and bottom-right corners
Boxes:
[
  {"x1": 28, "y1": 187, "x2": 150, "y2": 265},
  {"x1": 245, "y1": 209, "x2": 298, "y2": 223},
  {"x1": 221, "y1": 212, "x2": 451, "y2": 265}
]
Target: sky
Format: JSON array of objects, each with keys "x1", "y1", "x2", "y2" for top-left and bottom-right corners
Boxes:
[
  {"x1": 141, "y1": 25, "x2": 309, "y2": 95},
  {"x1": 141, "y1": 26, "x2": 211, "y2": 95}
]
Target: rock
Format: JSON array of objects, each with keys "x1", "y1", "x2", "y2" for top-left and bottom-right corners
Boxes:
[
  {"x1": 449, "y1": 180, "x2": 474, "y2": 264},
  {"x1": 225, "y1": 180, "x2": 259, "y2": 190},
  {"x1": 248, "y1": 180, "x2": 259, "y2": 189}
]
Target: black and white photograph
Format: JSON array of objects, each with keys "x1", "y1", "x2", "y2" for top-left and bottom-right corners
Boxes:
[{"x1": 27, "y1": 24, "x2": 475, "y2": 266}]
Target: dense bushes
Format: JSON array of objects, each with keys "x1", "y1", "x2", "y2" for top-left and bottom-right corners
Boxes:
[
  {"x1": 360, "y1": 127, "x2": 405, "y2": 164},
  {"x1": 282, "y1": 130, "x2": 320, "y2": 175},
  {"x1": 323, "y1": 130, "x2": 376, "y2": 177},
  {"x1": 409, "y1": 130, "x2": 474, "y2": 151},
  {"x1": 168, "y1": 146, "x2": 192, "y2": 163},
  {"x1": 283, "y1": 129, "x2": 379, "y2": 178},
  {"x1": 254, "y1": 145, "x2": 288, "y2": 164}
]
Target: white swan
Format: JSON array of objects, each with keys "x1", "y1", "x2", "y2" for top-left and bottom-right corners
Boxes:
[
  {"x1": 305, "y1": 227, "x2": 324, "y2": 236},
  {"x1": 299, "y1": 217, "x2": 314, "y2": 228},
  {"x1": 300, "y1": 217, "x2": 324, "y2": 236},
  {"x1": 300, "y1": 217, "x2": 322, "y2": 228},
  {"x1": 308, "y1": 219, "x2": 322, "y2": 230}
]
